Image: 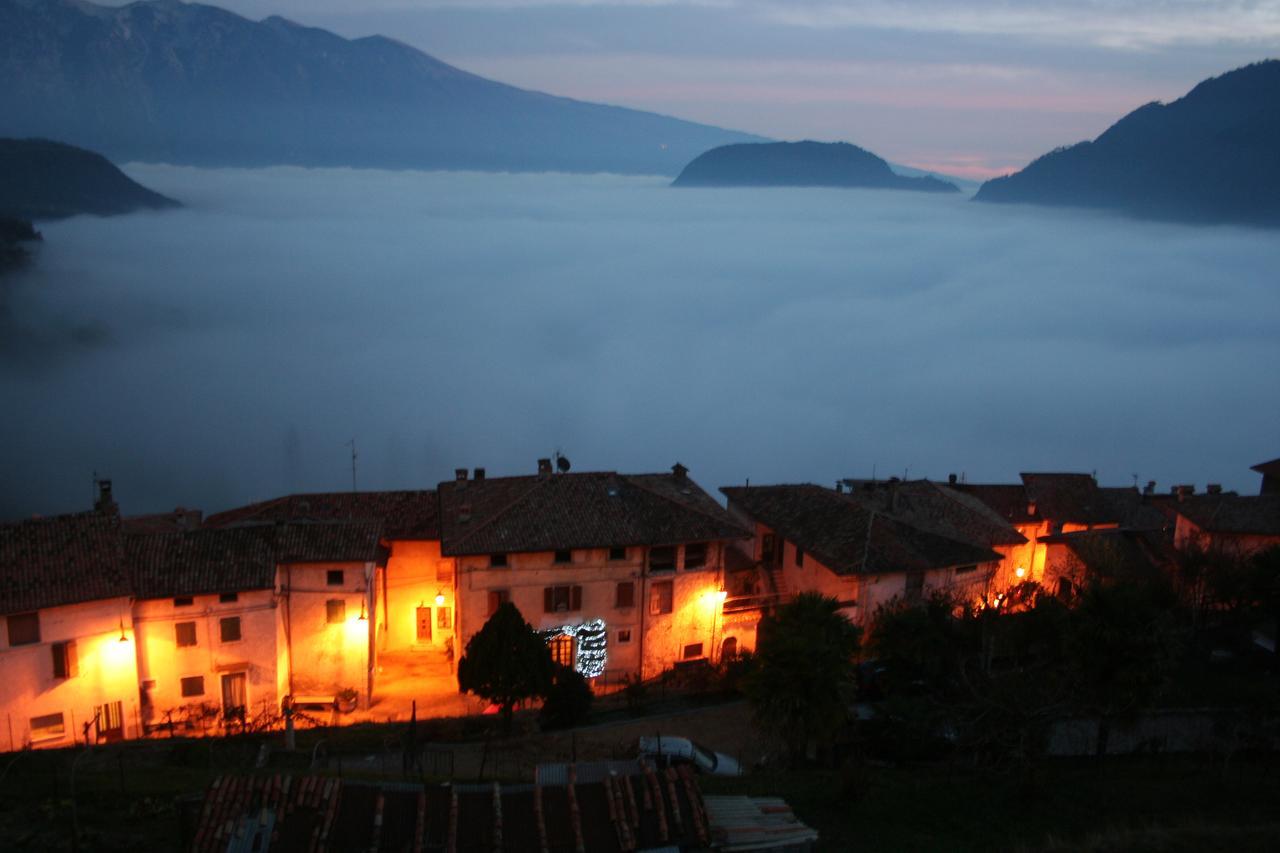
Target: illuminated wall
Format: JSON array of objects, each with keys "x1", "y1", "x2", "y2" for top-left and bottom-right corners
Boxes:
[
  {"x1": 279, "y1": 562, "x2": 374, "y2": 705},
  {"x1": 379, "y1": 540, "x2": 456, "y2": 653},
  {"x1": 133, "y1": 588, "x2": 280, "y2": 731},
  {"x1": 0, "y1": 596, "x2": 140, "y2": 751}
]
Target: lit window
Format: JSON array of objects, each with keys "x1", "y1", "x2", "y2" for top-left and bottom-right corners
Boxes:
[
  {"x1": 617, "y1": 629, "x2": 632, "y2": 644},
  {"x1": 6, "y1": 612, "x2": 40, "y2": 646},
  {"x1": 487, "y1": 589, "x2": 510, "y2": 617},
  {"x1": 219, "y1": 616, "x2": 241, "y2": 643},
  {"x1": 51, "y1": 641, "x2": 78, "y2": 679},
  {"x1": 684, "y1": 543, "x2": 707, "y2": 569},
  {"x1": 650, "y1": 580, "x2": 673, "y2": 615},
  {"x1": 175, "y1": 621, "x2": 197, "y2": 647},
  {"x1": 29, "y1": 712, "x2": 65, "y2": 743},
  {"x1": 608, "y1": 546, "x2": 627, "y2": 561},
  {"x1": 554, "y1": 549, "x2": 572, "y2": 564},
  {"x1": 615, "y1": 582, "x2": 635, "y2": 609},
  {"x1": 437, "y1": 607, "x2": 452, "y2": 629},
  {"x1": 490, "y1": 553, "x2": 508, "y2": 568},
  {"x1": 548, "y1": 634, "x2": 575, "y2": 668},
  {"x1": 180, "y1": 676, "x2": 205, "y2": 697},
  {"x1": 326, "y1": 600, "x2": 346, "y2": 624},
  {"x1": 683, "y1": 643, "x2": 704, "y2": 660},
  {"x1": 326, "y1": 570, "x2": 345, "y2": 587},
  {"x1": 219, "y1": 592, "x2": 238, "y2": 603},
  {"x1": 649, "y1": 546, "x2": 676, "y2": 572}
]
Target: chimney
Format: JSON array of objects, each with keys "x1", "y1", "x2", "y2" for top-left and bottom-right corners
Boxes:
[
  {"x1": 672, "y1": 462, "x2": 689, "y2": 480},
  {"x1": 1143, "y1": 480, "x2": 1156, "y2": 496},
  {"x1": 1027, "y1": 500, "x2": 1037, "y2": 517},
  {"x1": 1175, "y1": 484, "x2": 1195, "y2": 501},
  {"x1": 474, "y1": 468, "x2": 486, "y2": 481},
  {"x1": 537, "y1": 458, "x2": 553, "y2": 476},
  {"x1": 455, "y1": 468, "x2": 468, "y2": 482},
  {"x1": 948, "y1": 473, "x2": 958, "y2": 485},
  {"x1": 835, "y1": 482, "x2": 844, "y2": 494},
  {"x1": 1207, "y1": 483, "x2": 1222, "y2": 495},
  {"x1": 95, "y1": 479, "x2": 115, "y2": 513}
]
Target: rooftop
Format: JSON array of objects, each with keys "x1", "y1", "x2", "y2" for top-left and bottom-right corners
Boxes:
[
  {"x1": 206, "y1": 490, "x2": 439, "y2": 540},
  {"x1": 0, "y1": 508, "x2": 132, "y2": 616},
  {"x1": 1176, "y1": 494, "x2": 1280, "y2": 537}
]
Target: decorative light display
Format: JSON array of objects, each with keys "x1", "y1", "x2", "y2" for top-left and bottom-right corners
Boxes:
[{"x1": 540, "y1": 618, "x2": 609, "y2": 678}]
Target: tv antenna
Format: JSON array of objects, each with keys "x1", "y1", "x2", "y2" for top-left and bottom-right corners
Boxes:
[
  {"x1": 554, "y1": 450, "x2": 572, "y2": 473},
  {"x1": 345, "y1": 439, "x2": 358, "y2": 493}
]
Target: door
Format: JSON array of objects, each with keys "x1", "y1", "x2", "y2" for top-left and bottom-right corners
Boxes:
[
  {"x1": 96, "y1": 701, "x2": 125, "y2": 743},
  {"x1": 416, "y1": 606, "x2": 432, "y2": 642},
  {"x1": 221, "y1": 672, "x2": 247, "y2": 721}
]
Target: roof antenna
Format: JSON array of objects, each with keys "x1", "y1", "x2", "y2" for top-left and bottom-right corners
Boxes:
[
  {"x1": 346, "y1": 439, "x2": 358, "y2": 493},
  {"x1": 91, "y1": 469, "x2": 98, "y2": 504}
]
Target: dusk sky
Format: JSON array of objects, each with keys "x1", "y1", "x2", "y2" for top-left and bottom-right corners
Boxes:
[{"x1": 110, "y1": 0, "x2": 1280, "y2": 178}]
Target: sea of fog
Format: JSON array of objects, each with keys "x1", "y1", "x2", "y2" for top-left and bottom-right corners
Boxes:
[{"x1": 3, "y1": 165, "x2": 1279, "y2": 519}]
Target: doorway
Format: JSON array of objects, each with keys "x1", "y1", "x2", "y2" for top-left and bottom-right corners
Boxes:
[
  {"x1": 416, "y1": 606, "x2": 432, "y2": 643},
  {"x1": 95, "y1": 701, "x2": 124, "y2": 742},
  {"x1": 221, "y1": 672, "x2": 247, "y2": 721}
]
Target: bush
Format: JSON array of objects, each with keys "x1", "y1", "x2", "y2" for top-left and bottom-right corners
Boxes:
[{"x1": 539, "y1": 665, "x2": 594, "y2": 730}]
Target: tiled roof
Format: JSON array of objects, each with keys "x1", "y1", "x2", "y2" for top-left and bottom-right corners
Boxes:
[
  {"x1": 122, "y1": 508, "x2": 204, "y2": 533},
  {"x1": 192, "y1": 765, "x2": 711, "y2": 853},
  {"x1": 439, "y1": 469, "x2": 748, "y2": 556},
  {"x1": 842, "y1": 480, "x2": 1026, "y2": 547},
  {"x1": 0, "y1": 509, "x2": 132, "y2": 615},
  {"x1": 951, "y1": 484, "x2": 1040, "y2": 526},
  {"x1": 1251, "y1": 458, "x2": 1280, "y2": 477},
  {"x1": 128, "y1": 521, "x2": 386, "y2": 600},
  {"x1": 1041, "y1": 528, "x2": 1177, "y2": 580},
  {"x1": 721, "y1": 484, "x2": 1001, "y2": 575},
  {"x1": 1020, "y1": 473, "x2": 1114, "y2": 526},
  {"x1": 206, "y1": 491, "x2": 439, "y2": 539},
  {"x1": 1176, "y1": 494, "x2": 1280, "y2": 536}
]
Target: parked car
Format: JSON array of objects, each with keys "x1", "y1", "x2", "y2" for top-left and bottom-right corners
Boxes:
[{"x1": 637, "y1": 735, "x2": 742, "y2": 776}]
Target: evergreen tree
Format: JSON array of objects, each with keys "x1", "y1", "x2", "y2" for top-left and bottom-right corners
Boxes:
[{"x1": 457, "y1": 602, "x2": 554, "y2": 733}]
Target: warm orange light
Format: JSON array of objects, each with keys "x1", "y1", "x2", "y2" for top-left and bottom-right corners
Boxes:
[
  {"x1": 434, "y1": 592, "x2": 446, "y2": 607},
  {"x1": 701, "y1": 589, "x2": 728, "y2": 606},
  {"x1": 1015, "y1": 566, "x2": 1027, "y2": 579}
]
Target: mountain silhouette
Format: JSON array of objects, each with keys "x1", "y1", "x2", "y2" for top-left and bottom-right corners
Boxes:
[
  {"x1": 673, "y1": 142, "x2": 960, "y2": 193},
  {"x1": 0, "y1": 0, "x2": 763, "y2": 176},
  {"x1": 0, "y1": 138, "x2": 177, "y2": 221},
  {"x1": 975, "y1": 61, "x2": 1280, "y2": 225}
]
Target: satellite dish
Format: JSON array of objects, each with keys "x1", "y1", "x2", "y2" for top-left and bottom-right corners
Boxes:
[{"x1": 556, "y1": 454, "x2": 571, "y2": 473}]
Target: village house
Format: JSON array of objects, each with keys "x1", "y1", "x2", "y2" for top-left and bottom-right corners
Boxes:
[
  {"x1": 438, "y1": 461, "x2": 749, "y2": 681},
  {"x1": 0, "y1": 486, "x2": 140, "y2": 750},
  {"x1": 720, "y1": 484, "x2": 1003, "y2": 628}
]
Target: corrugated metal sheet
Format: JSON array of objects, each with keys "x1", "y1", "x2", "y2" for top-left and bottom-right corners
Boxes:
[{"x1": 704, "y1": 795, "x2": 819, "y2": 852}]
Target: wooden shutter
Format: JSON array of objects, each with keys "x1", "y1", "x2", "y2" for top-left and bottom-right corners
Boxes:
[{"x1": 570, "y1": 585, "x2": 582, "y2": 611}]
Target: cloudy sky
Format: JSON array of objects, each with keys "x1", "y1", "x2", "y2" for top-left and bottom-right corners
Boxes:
[{"x1": 120, "y1": 0, "x2": 1280, "y2": 178}]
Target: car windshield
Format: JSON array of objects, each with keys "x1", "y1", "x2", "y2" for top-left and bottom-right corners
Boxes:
[{"x1": 691, "y1": 742, "x2": 718, "y2": 772}]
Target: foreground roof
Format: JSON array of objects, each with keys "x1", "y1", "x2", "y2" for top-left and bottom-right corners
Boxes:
[
  {"x1": 0, "y1": 509, "x2": 132, "y2": 615},
  {"x1": 1176, "y1": 494, "x2": 1280, "y2": 536},
  {"x1": 207, "y1": 491, "x2": 439, "y2": 539},
  {"x1": 722, "y1": 484, "x2": 1001, "y2": 575},
  {"x1": 439, "y1": 468, "x2": 748, "y2": 556}
]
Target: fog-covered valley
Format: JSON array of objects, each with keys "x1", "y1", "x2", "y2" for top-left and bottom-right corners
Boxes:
[{"x1": 3, "y1": 165, "x2": 1277, "y2": 519}]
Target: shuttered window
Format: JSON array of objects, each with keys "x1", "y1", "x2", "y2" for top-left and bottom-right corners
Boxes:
[
  {"x1": 52, "y1": 641, "x2": 78, "y2": 679},
  {"x1": 543, "y1": 585, "x2": 582, "y2": 613}
]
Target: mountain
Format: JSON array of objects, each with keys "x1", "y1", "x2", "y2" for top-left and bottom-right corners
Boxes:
[
  {"x1": 975, "y1": 61, "x2": 1280, "y2": 225},
  {"x1": 672, "y1": 142, "x2": 960, "y2": 193},
  {"x1": 0, "y1": 0, "x2": 764, "y2": 176},
  {"x1": 0, "y1": 138, "x2": 177, "y2": 220}
]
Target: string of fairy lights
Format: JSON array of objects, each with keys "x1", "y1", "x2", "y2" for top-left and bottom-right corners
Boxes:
[{"x1": 539, "y1": 618, "x2": 609, "y2": 678}]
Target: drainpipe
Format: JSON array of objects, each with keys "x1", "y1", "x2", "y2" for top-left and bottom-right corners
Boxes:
[{"x1": 365, "y1": 561, "x2": 376, "y2": 707}]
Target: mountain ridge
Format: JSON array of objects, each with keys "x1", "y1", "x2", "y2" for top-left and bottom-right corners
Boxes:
[
  {"x1": 673, "y1": 141, "x2": 960, "y2": 193},
  {"x1": 0, "y1": 138, "x2": 177, "y2": 221}
]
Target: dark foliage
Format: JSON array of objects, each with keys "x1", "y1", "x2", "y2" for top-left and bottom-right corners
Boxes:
[
  {"x1": 538, "y1": 664, "x2": 593, "y2": 730},
  {"x1": 975, "y1": 60, "x2": 1280, "y2": 225},
  {"x1": 456, "y1": 602, "x2": 554, "y2": 733},
  {"x1": 673, "y1": 141, "x2": 959, "y2": 192}
]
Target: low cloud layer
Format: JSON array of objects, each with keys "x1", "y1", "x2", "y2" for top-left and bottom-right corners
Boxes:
[{"x1": 2, "y1": 165, "x2": 1277, "y2": 520}]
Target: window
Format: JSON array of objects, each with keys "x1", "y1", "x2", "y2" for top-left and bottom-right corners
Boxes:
[
  {"x1": 554, "y1": 549, "x2": 572, "y2": 564},
  {"x1": 543, "y1": 585, "x2": 582, "y2": 613},
  {"x1": 650, "y1": 580, "x2": 673, "y2": 615},
  {"x1": 490, "y1": 553, "x2": 508, "y2": 568},
  {"x1": 795, "y1": 546, "x2": 804, "y2": 567},
  {"x1": 6, "y1": 612, "x2": 40, "y2": 646},
  {"x1": 219, "y1": 616, "x2": 241, "y2": 643},
  {"x1": 326, "y1": 600, "x2": 346, "y2": 624},
  {"x1": 761, "y1": 533, "x2": 777, "y2": 567},
  {"x1": 51, "y1": 641, "x2": 78, "y2": 679},
  {"x1": 174, "y1": 596, "x2": 194, "y2": 607},
  {"x1": 649, "y1": 546, "x2": 676, "y2": 572},
  {"x1": 326, "y1": 570, "x2": 345, "y2": 587},
  {"x1": 684, "y1": 543, "x2": 708, "y2": 569},
  {"x1": 180, "y1": 676, "x2": 205, "y2": 697},
  {"x1": 29, "y1": 712, "x2": 65, "y2": 743},
  {"x1": 617, "y1": 629, "x2": 632, "y2": 644},
  {"x1": 548, "y1": 634, "x2": 576, "y2": 668},
  {"x1": 608, "y1": 546, "x2": 627, "y2": 561},
  {"x1": 175, "y1": 621, "x2": 197, "y2": 647},
  {"x1": 219, "y1": 592, "x2": 238, "y2": 603},
  {"x1": 683, "y1": 642, "x2": 704, "y2": 660},
  {"x1": 487, "y1": 589, "x2": 510, "y2": 617},
  {"x1": 615, "y1": 581, "x2": 635, "y2": 609},
  {"x1": 437, "y1": 607, "x2": 452, "y2": 630}
]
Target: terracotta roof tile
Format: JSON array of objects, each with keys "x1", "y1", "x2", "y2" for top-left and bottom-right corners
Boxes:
[
  {"x1": 206, "y1": 491, "x2": 438, "y2": 539},
  {"x1": 842, "y1": 480, "x2": 1026, "y2": 547},
  {"x1": 1176, "y1": 494, "x2": 1280, "y2": 536},
  {"x1": 0, "y1": 509, "x2": 131, "y2": 615}
]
